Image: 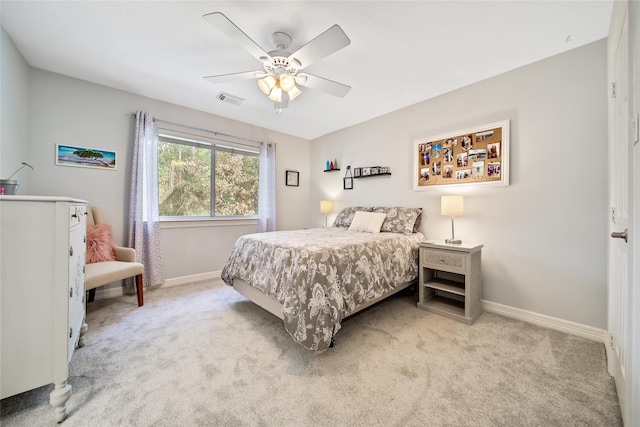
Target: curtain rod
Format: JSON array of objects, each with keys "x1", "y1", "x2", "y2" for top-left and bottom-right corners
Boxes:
[{"x1": 140, "y1": 115, "x2": 263, "y2": 146}]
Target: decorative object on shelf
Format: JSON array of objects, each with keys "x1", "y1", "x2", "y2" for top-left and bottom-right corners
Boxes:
[
  {"x1": 343, "y1": 166, "x2": 353, "y2": 190},
  {"x1": 441, "y1": 195, "x2": 463, "y2": 245},
  {"x1": 285, "y1": 170, "x2": 299, "y2": 187},
  {"x1": 320, "y1": 200, "x2": 333, "y2": 227},
  {"x1": 353, "y1": 166, "x2": 391, "y2": 178},
  {"x1": 413, "y1": 120, "x2": 509, "y2": 190},
  {"x1": 324, "y1": 159, "x2": 341, "y2": 172},
  {"x1": 56, "y1": 144, "x2": 117, "y2": 170},
  {"x1": 0, "y1": 162, "x2": 34, "y2": 195}
]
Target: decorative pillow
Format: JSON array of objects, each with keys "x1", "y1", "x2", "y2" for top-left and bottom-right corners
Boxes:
[
  {"x1": 86, "y1": 223, "x2": 116, "y2": 263},
  {"x1": 373, "y1": 207, "x2": 423, "y2": 234},
  {"x1": 348, "y1": 211, "x2": 387, "y2": 233},
  {"x1": 413, "y1": 212, "x2": 423, "y2": 233},
  {"x1": 332, "y1": 206, "x2": 373, "y2": 228}
]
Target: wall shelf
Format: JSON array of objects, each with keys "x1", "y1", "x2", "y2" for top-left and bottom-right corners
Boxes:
[
  {"x1": 323, "y1": 169, "x2": 341, "y2": 172},
  {"x1": 353, "y1": 173, "x2": 391, "y2": 179}
]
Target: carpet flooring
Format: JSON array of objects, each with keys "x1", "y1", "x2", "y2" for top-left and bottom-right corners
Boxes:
[{"x1": 1, "y1": 279, "x2": 622, "y2": 426}]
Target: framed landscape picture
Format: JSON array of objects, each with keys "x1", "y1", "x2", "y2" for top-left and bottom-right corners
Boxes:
[
  {"x1": 413, "y1": 120, "x2": 509, "y2": 190},
  {"x1": 56, "y1": 144, "x2": 117, "y2": 170}
]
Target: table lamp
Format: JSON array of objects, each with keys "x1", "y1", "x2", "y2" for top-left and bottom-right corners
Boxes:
[
  {"x1": 320, "y1": 200, "x2": 333, "y2": 227},
  {"x1": 441, "y1": 195, "x2": 463, "y2": 244}
]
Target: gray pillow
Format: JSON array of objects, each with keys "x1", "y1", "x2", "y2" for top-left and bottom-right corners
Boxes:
[{"x1": 372, "y1": 207, "x2": 423, "y2": 234}]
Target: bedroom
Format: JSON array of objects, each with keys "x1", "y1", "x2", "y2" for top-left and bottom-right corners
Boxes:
[{"x1": 0, "y1": 1, "x2": 637, "y2": 425}]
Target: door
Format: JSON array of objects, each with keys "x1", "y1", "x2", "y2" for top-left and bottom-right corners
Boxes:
[{"x1": 607, "y1": 3, "x2": 635, "y2": 425}]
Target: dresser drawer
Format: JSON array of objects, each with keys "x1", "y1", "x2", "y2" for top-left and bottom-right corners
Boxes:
[
  {"x1": 69, "y1": 205, "x2": 86, "y2": 227},
  {"x1": 421, "y1": 248, "x2": 466, "y2": 272}
]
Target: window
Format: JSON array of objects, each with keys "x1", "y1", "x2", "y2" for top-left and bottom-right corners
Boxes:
[{"x1": 158, "y1": 134, "x2": 259, "y2": 218}]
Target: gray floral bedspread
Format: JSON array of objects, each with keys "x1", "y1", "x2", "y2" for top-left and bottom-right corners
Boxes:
[{"x1": 221, "y1": 228, "x2": 425, "y2": 353}]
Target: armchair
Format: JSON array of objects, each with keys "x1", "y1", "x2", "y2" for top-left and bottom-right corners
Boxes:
[{"x1": 85, "y1": 207, "x2": 144, "y2": 306}]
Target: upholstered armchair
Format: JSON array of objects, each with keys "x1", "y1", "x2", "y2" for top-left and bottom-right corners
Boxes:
[{"x1": 85, "y1": 207, "x2": 144, "y2": 306}]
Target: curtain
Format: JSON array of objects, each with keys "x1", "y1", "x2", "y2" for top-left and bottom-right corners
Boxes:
[
  {"x1": 127, "y1": 111, "x2": 165, "y2": 289},
  {"x1": 257, "y1": 141, "x2": 276, "y2": 232}
]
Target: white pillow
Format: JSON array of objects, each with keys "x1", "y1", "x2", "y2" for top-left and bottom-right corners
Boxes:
[{"x1": 348, "y1": 211, "x2": 387, "y2": 233}]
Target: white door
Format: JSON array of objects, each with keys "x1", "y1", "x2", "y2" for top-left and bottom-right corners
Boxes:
[{"x1": 607, "y1": 3, "x2": 635, "y2": 425}]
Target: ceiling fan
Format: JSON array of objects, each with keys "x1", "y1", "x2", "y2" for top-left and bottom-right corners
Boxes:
[{"x1": 203, "y1": 12, "x2": 351, "y2": 113}]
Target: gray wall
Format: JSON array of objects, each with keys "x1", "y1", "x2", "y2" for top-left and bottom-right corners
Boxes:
[
  {"x1": 310, "y1": 40, "x2": 608, "y2": 329},
  {"x1": 25, "y1": 69, "x2": 310, "y2": 279},
  {"x1": 1, "y1": 28, "x2": 30, "y2": 191}
]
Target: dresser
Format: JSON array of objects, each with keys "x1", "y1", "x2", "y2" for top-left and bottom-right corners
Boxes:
[
  {"x1": 417, "y1": 242, "x2": 483, "y2": 324},
  {"x1": 0, "y1": 196, "x2": 87, "y2": 422}
]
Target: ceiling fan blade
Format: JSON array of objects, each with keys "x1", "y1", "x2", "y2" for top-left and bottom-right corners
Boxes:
[
  {"x1": 204, "y1": 71, "x2": 268, "y2": 84},
  {"x1": 288, "y1": 25, "x2": 351, "y2": 69},
  {"x1": 203, "y1": 12, "x2": 269, "y2": 62},
  {"x1": 296, "y1": 73, "x2": 351, "y2": 98}
]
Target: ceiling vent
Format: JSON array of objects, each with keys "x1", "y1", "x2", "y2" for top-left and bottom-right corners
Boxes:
[{"x1": 216, "y1": 92, "x2": 244, "y2": 105}]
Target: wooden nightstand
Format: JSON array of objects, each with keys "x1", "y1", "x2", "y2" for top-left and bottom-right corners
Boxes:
[{"x1": 417, "y1": 242, "x2": 483, "y2": 324}]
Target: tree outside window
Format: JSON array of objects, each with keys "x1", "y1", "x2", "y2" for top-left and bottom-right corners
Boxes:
[{"x1": 158, "y1": 136, "x2": 259, "y2": 218}]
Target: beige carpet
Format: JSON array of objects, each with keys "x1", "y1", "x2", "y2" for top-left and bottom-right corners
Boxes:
[{"x1": 1, "y1": 279, "x2": 622, "y2": 426}]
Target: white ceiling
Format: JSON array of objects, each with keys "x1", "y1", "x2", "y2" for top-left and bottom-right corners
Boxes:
[{"x1": 1, "y1": 1, "x2": 613, "y2": 140}]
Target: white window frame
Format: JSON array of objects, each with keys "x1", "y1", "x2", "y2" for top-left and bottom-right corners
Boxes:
[{"x1": 157, "y1": 130, "x2": 260, "y2": 222}]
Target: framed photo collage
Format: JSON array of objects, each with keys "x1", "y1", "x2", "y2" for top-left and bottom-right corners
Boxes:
[{"x1": 413, "y1": 120, "x2": 509, "y2": 190}]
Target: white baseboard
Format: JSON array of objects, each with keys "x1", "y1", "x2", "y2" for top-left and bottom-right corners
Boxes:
[
  {"x1": 162, "y1": 271, "x2": 221, "y2": 288},
  {"x1": 92, "y1": 271, "x2": 222, "y2": 300},
  {"x1": 482, "y1": 300, "x2": 608, "y2": 343}
]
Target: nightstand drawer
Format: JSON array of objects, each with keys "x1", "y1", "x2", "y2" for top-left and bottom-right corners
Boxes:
[{"x1": 421, "y1": 248, "x2": 466, "y2": 272}]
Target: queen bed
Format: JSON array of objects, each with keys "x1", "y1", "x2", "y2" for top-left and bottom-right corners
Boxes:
[{"x1": 221, "y1": 207, "x2": 424, "y2": 353}]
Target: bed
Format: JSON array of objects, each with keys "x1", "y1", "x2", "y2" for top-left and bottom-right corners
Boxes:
[{"x1": 221, "y1": 207, "x2": 424, "y2": 353}]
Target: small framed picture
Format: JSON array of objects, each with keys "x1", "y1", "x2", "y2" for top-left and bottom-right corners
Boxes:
[
  {"x1": 285, "y1": 170, "x2": 299, "y2": 187},
  {"x1": 362, "y1": 167, "x2": 371, "y2": 176},
  {"x1": 343, "y1": 177, "x2": 353, "y2": 190}
]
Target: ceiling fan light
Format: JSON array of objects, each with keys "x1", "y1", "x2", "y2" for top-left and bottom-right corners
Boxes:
[
  {"x1": 287, "y1": 85, "x2": 302, "y2": 101},
  {"x1": 279, "y1": 74, "x2": 296, "y2": 92},
  {"x1": 268, "y1": 86, "x2": 283, "y2": 102},
  {"x1": 258, "y1": 76, "x2": 276, "y2": 95}
]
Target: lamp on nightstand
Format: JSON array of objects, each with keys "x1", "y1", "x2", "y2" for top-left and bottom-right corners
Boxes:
[
  {"x1": 441, "y1": 195, "x2": 463, "y2": 244},
  {"x1": 320, "y1": 200, "x2": 333, "y2": 227}
]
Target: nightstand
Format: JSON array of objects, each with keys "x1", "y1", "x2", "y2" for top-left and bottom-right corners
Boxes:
[{"x1": 417, "y1": 242, "x2": 483, "y2": 324}]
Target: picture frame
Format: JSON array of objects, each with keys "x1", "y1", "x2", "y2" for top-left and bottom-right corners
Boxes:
[
  {"x1": 285, "y1": 170, "x2": 299, "y2": 187},
  {"x1": 343, "y1": 177, "x2": 353, "y2": 190},
  {"x1": 413, "y1": 120, "x2": 509, "y2": 190},
  {"x1": 56, "y1": 144, "x2": 117, "y2": 170}
]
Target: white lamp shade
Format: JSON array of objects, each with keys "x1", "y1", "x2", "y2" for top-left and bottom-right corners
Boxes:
[
  {"x1": 258, "y1": 76, "x2": 276, "y2": 95},
  {"x1": 320, "y1": 200, "x2": 333, "y2": 214},
  {"x1": 287, "y1": 85, "x2": 302, "y2": 101},
  {"x1": 279, "y1": 74, "x2": 296, "y2": 92},
  {"x1": 268, "y1": 86, "x2": 283, "y2": 102},
  {"x1": 441, "y1": 195, "x2": 464, "y2": 216}
]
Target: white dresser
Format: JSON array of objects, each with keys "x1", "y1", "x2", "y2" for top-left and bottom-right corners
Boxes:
[{"x1": 0, "y1": 196, "x2": 87, "y2": 422}]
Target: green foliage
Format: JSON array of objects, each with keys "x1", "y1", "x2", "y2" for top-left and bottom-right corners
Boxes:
[
  {"x1": 158, "y1": 140, "x2": 259, "y2": 217},
  {"x1": 215, "y1": 151, "x2": 259, "y2": 216},
  {"x1": 6, "y1": 162, "x2": 34, "y2": 180}
]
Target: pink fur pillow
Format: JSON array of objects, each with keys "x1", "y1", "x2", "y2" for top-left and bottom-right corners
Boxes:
[{"x1": 86, "y1": 223, "x2": 116, "y2": 263}]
